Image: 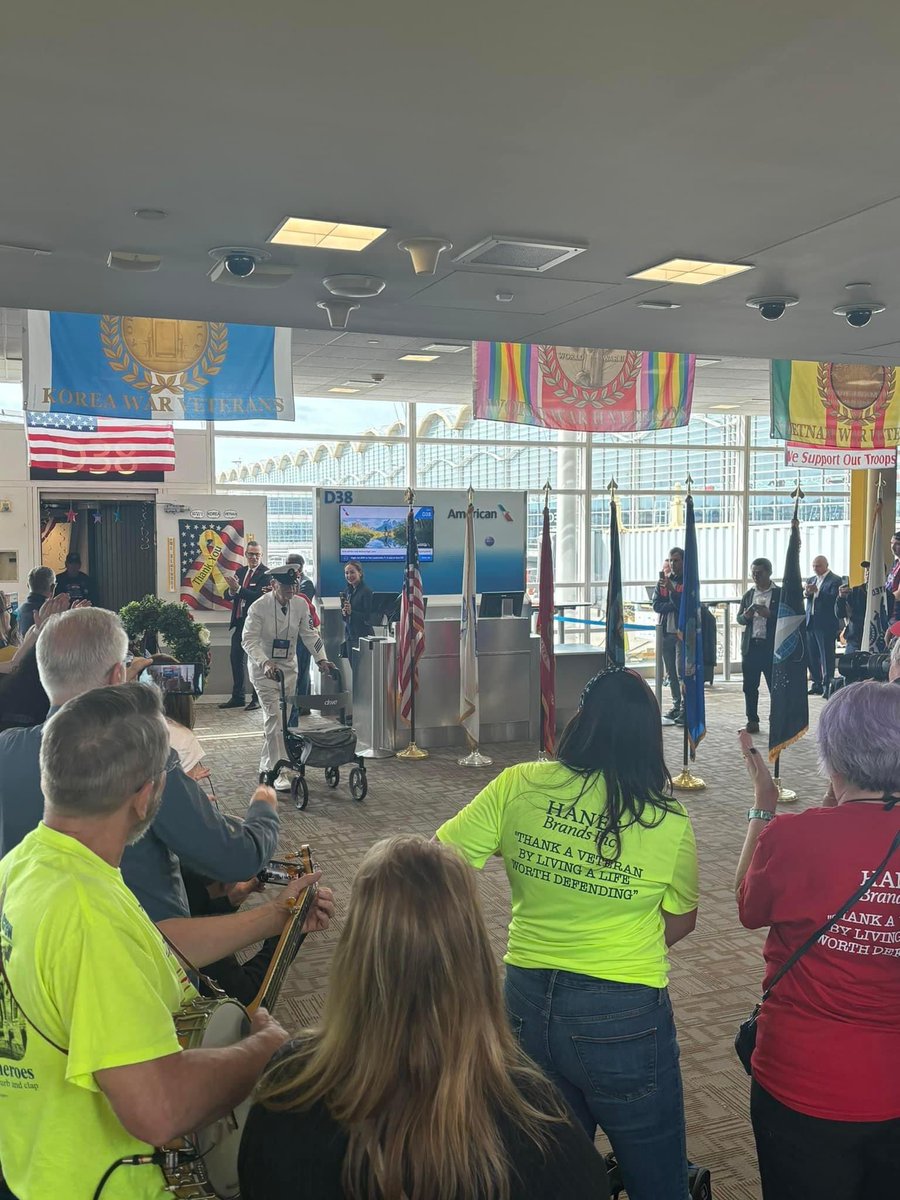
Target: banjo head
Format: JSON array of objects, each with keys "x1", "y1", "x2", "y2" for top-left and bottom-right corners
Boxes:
[{"x1": 170, "y1": 999, "x2": 251, "y2": 1199}]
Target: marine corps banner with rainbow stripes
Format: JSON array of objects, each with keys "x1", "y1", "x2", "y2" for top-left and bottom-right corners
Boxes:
[
  {"x1": 771, "y1": 359, "x2": 900, "y2": 454},
  {"x1": 473, "y1": 342, "x2": 695, "y2": 433}
]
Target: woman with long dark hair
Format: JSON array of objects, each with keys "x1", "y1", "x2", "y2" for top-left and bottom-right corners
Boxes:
[
  {"x1": 239, "y1": 836, "x2": 609, "y2": 1200},
  {"x1": 438, "y1": 667, "x2": 699, "y2": 1200}
]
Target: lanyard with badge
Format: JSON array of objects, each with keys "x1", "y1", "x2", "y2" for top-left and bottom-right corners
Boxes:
[{"x1": 271, "y1": 593, "x2": 291, "y2": 661}]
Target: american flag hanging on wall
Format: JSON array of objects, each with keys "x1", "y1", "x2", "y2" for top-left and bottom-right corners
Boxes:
[
  {"x1": 26, "y1": 411, "x2": 175, "y2": 471},
  {"x1": 397, "y1": 507, "x2": 426, "y2": 722},
  {"x1": 179, "y1": 519, "x2": 245, "y2": 611}
]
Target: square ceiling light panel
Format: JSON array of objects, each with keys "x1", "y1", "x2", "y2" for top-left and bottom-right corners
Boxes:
[
  {"x1": 629, "y1": 258, "x2": 754, "y2": 285},
  {"x1": 269, "y1": 218, "x2": 388, "y2": 251}
]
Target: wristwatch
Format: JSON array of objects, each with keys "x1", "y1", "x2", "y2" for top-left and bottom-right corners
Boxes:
[{"x1": 747, "y1": 808, "x2": 776, "y2": 822}]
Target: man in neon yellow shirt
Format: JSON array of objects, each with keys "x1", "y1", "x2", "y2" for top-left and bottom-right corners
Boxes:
[{"x1": 0, "y1": 683, "x2": 333, "y2": 1200}]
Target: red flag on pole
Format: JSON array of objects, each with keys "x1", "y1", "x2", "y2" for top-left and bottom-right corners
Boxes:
[{"x1": 538, "y1": 494, "x2": 556, "y2": 755}]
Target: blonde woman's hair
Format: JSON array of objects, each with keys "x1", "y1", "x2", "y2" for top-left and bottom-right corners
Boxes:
[{"x1": 256, "y1": 835, "x2": 565, "y2": 1200}]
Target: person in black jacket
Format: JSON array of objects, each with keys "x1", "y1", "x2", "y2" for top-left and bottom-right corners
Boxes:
[
  {"x1": 835, "y1": 562, "x2": 873, "y2": 653},
  {"x1": 220, "y1": 540, "x2": 268, "y2": 710},
  {"x1": 651, "y1": 547, "x2": 685, "y2": 725},
  {"x1": 54, "y1": 551, "x2": 93, "y2": 604},
  {"x1": 341, "y1": 560, "x2": 375, "y2": 666},
  {"x1": 17, "y1": 566, "x2": 55, "y2": 637},
  {"x1": 805, "y1": 555, "x2": 841, "y2": 695},
  {"x1": 736, "y1": 558, "x2": 781, "y2": 734},
  {"x1": 239, "y1": 836, "x2": 609, "y2": 1200}
]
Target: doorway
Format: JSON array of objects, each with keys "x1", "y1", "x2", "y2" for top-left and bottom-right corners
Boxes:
[{"x1": 40, "y1": 498, "x2": 156, "y2": 612}]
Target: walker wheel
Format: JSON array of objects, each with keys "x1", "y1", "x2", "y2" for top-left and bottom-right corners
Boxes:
[
  {"x1": 348, "y1": 766, "x2": 367, "y2": 801},
  {"x1": 292, "y1": 774, "x2": 309, "y2": 811},
  {"x1": 324, "y1": 766, "x2": 340, "y2": 788}
]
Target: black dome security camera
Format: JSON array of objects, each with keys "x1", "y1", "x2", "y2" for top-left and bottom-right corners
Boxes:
[
  {"x1": 746, "y1": 296, "x2": 798, "y2": 321},
  {"x1": 833, "y1": 301, "x2": 885, "y2": 328},
  {"x1": 224, "y1": 252, "x2": 257, "y2": 278}
]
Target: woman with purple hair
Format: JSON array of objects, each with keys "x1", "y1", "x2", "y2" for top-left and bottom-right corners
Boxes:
[{"x1": 736, "y1": 680, "x2": 900, "y2": 1200}]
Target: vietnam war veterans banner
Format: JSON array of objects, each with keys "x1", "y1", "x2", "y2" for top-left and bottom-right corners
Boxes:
[
  {"x1": 474, "y1": 342, "x2": 695, "y2": 433},
  {"x1": 772, "y1": 360, "x2": 900, "y2": 459},
  {"x1": 25, "y1": 311, "x2": 294, "y2": 421}
]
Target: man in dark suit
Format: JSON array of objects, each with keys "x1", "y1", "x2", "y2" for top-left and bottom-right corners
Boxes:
[
  {"x1": 736, "y1": 557, "x2": 781, "y2": 734},
  {"x1": 805, "y1": 554, "x2": 841, "y2": 695},
  {"x1": 219, "y1": 539, "x2": 268, "y2": 710}
]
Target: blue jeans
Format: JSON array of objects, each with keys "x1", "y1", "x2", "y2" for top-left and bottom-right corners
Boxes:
[{"x1": 505, "y1": 964, "x2": 689, "y2": 1200}]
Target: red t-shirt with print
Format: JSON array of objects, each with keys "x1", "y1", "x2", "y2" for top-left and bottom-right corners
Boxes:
[{"x1": 739, "y1": 803, "x2": 900, "y2": 1121}]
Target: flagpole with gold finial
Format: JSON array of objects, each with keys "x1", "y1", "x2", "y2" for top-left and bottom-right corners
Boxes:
[
  {"x1": 772, "y1": 476, "x2": 805, "y2": 802},
  {"x1": 397, "y1": 486, "x2": 428, "y2": 760},
  {"x1": 673, "y1": 474, "x2": 706, "y2": 791}
]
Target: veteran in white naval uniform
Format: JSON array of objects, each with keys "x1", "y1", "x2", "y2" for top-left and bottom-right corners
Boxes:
[{"x1": 242, "y1": 566, "x2": 335, "y2": 789}]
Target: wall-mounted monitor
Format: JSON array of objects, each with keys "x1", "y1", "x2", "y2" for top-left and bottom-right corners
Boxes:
[{"x1": 339, "y1": 505, "x2": 434, "y2": 564}]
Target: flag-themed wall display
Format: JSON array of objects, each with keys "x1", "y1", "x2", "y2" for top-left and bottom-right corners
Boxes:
[
  {"x1": 772, "y1": 360, "x2": 900, "y2": 463},
  {"x1": 26, "y1": 311, "x2": 294, "y2": 422},
  {"x1": 179, "y1": 519, "x2": 245, "y2": 611},
  {"x1": 26, "y1": 411, "x2": 175, "y2": 472},
  {"x1": 473, "y1": 342, "x2": 695, "y2": 433}
]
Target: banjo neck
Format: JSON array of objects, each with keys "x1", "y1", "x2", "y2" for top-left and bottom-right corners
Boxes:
[{"x1": 247, "y1": 844, "x2": 317, "y2": 1015}]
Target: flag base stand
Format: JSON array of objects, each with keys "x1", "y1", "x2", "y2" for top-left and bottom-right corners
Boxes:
[
  {"x1": 397, "y1": 741, "x2": 429, "y2": 761},
  {"x1": 776, "y1": 781, "x2": 798, "y2": 804},
  {"x1": 673, "y1": 767, "x2": 706, "y2": 791},
  {"x1": 458, "y1": 747, "x2": 493, "y2": 767}
]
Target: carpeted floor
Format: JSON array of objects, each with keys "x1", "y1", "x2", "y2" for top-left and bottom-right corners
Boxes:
[{"x1": 199, "y1": 681, "x2": 828, "y2": 1200}]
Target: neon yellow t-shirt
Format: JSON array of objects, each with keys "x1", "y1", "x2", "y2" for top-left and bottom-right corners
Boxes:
[
  {"x1": 437, "y1": 761, "x2": 699, "y2": 987},
  {"x1": 0, "y1": 823, "x2": 196, "y2": 1200}
]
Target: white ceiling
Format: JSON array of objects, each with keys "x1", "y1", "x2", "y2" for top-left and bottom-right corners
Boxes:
[{"x1": 4, "y1": 3, "x2": 900, "y2": 367}]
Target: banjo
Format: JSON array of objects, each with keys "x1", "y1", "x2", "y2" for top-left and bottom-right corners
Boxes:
[{"x1": 159, "y1": 845, "x2": 318, "y2": 1199}]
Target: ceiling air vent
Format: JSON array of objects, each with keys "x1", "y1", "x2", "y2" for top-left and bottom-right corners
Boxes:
[{"x1": 452, "y1": 236, "x2": 587, "y2": 273}]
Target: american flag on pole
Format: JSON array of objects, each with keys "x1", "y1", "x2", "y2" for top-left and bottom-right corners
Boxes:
[
  {"x1": 179, "y1": 519, "x2": 245, "y2": 612},
  {"x1": 26, "y1": 411, "x2": 175, "y2": 471},
  {"x1": 397, "y1": 507, "x2": 426, "y2": 722},
  {"x1": 537, "y1": 495, "x2": 556, "y2": 755}
]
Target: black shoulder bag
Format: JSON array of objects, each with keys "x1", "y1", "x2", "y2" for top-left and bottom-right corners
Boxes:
[{"x1": 735, "y1": 824, "x2": 900, "y2": 1074}]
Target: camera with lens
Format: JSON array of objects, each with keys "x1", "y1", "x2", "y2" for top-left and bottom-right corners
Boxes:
[
  {"x1": 834, "y1": 650, "x2": 891, "y2": 688},
  {"x1": 224, "y1": 252, "x2": 257, "y2": 278}
]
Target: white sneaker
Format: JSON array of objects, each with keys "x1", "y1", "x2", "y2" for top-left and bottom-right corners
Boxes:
[{"x1": 274, "y1": 769, "x2": 295, "y2": 792}]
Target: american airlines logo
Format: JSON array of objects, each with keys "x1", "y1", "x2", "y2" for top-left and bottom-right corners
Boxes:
[{"x1": 447, "y1": 505, "x2": 514, "y2": 523}]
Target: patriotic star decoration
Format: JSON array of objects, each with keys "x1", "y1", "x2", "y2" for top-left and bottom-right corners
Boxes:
[
  {"x1": 92, "y1": 510, "x2": 102, "y2": 524},
  {"x1": 66, "y1": 505, "x2": 78, "y2": 523},
  {"x1": 113, "y1": 507, "x2": 121, "y2": 523}
]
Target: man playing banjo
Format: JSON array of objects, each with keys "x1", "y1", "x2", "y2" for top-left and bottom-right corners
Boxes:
[{"x1": 0, "y1": 683, "x2": 333, "y2": 1200}]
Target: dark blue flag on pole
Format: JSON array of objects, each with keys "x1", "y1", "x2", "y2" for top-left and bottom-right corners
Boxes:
[
  {"x1": 605, "y1": 490, "x2": 626, "y2": 668},
  {"x1": 768, "y1": 505, "x2": 809, "y2": 762},
  {"x1": 677, "y1": 492, "x2": 705, "y2": 753}
]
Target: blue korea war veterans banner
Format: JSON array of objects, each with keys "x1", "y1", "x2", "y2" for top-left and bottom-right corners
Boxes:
[{"x1": 25, "y1": 311, "x2": 294, "y2": 422}]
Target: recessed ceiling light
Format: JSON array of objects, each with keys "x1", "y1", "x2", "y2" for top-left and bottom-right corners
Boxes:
[
  {"x1": 269, "y1": 217, "x2": 387, "y2": 251},
  {"x1": 422, "y1": 342, "x2": 468, "y2": 353},
  {"x1": 367, "y1": 339, "x2": 380, "y2": 345},
  {"x1": 343, "y1": 379, "x2": 379, "y2": 389},
  {"x1": 636, "y1": 300, "x2": 681, "y2": 310},
  {"x1": 329, "y1": 387, "x2": 360, "y2": 394},
  {"x1": 400, "y1": 354, "x2": 439, "y2": 362},
  {"x1": 133, "y1": 208, "x2": 167, "y2": 220},
  {"x1": 496, "y1": 292, "x2": 515, "y2": 302},
  {"x1": 710, "y1": 403, "x2": 738, "y2": 410},
  {"x1": 696, "y1": 358, "x2": 721, "y2": 366},
  {"x1": 629, "y1": 258, "x2": 754, "y2": 285}
]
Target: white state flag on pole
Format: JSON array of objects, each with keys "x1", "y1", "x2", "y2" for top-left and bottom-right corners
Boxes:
[
  {"x1": 861, "y1": 496, "x2": 887, "y2": 652},
  {"x1": 459, "y1": 501, "x2": 479, "y2": 748}
]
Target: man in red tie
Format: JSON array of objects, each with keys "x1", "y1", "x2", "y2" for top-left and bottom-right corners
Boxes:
[{"x1": 220, "y1": 540, "x2": 268, "y2": 711}]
